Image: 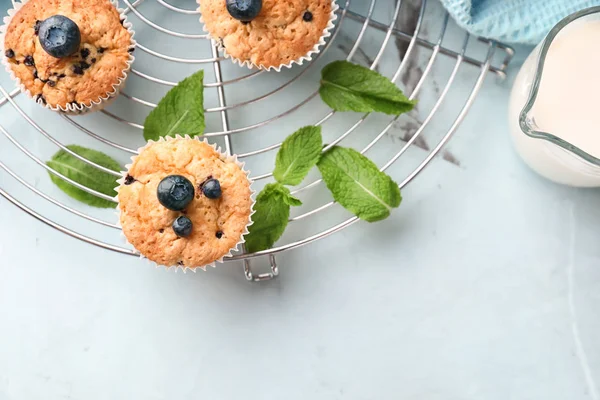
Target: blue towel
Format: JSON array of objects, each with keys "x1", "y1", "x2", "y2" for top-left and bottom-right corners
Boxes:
[{"x1": 440, "y1": 0, "x2": 600, "y2": 44}]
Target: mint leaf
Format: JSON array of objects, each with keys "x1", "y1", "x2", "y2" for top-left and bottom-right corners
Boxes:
[
  {"x1": 245, "y1": 183, "x2": 301, "y2": 253},
  {"x1": 46, "y1": 145, "x2": 121, "y2": 208},
  {"x1": 273, "y1": 126, "x2": 323, "y2": 186},
  {"x1": 319, "y1": 61, "x2": 416, "y2": 115},
  {"x1": 143, "y1": 70, "x2": 205, "y2": 141},
  {"x1": 317, "y1": 146, "x2": 401, "y2": 222}
]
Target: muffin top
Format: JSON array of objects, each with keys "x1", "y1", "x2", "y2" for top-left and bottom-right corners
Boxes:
[
  {"x1": 2, "y1": 0, "x2": 133, "y2": 109},
  {"x1": 118, "y1": 138, "x2": 253, "y2": 269},
  {"x1": 199, "y1": 0, "x2": 332, "y2": 68}
]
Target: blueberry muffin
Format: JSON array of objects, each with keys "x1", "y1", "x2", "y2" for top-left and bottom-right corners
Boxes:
[
  {"x1": 199, "y1": 0, "x2": 337, "y2": 70},
  {"x1": 1, "y1": 0, "x2": 135, "y2": 112},
  {"x1": 117, "y1": 137, "x2": 254, "y2": 270}
]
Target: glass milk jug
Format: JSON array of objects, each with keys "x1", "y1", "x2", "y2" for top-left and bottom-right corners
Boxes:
[{"x1": 509, "y1": 6, "x2": 600, "y2": 187}]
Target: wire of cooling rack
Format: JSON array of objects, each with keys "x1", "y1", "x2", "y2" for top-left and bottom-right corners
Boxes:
[{"x1": 0, "y1": 0, "x2": 514, "y2": 281}]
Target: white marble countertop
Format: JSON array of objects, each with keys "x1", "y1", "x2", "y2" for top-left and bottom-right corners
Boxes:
[{"x1": 1, "y1": 1, "x2": 600, "y2": 399}]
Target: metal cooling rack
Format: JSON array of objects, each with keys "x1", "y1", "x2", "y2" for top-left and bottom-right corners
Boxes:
[{"x1": 0, "y1": 0, "x2": 514, "y2": 281}]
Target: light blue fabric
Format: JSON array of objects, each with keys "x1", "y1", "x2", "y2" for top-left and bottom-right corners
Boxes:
[{"x1": 440, "y1": 0, "x2": 600, "y2": 44}]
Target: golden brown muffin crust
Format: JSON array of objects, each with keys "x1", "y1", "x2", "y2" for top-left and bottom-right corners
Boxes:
[
  {"x1": 118, "y1": 139, "x2": 253, "y2": 269},
  {"x1": 3, "y1": 0, "x2": 132, "y2": 108},
  {"x1": 199, "y1": 0, "x2": 332, "y2": 68}
]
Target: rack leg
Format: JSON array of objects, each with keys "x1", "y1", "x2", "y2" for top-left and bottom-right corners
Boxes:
[{"x1": 244, "y1": 255, "x2": 279, "y2": 282}]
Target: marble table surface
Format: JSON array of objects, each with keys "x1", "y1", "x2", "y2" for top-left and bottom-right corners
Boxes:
[{"x1": 1, "y1": 0, "x2": 599, "y2": 399}]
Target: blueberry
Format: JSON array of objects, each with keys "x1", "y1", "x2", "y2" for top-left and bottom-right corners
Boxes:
[
  {"x1": 303, "y1": 11, "x2": 313, "y2": 22},
  {"x1": 226, "y1": 0, "x2": 262, "y2": 22},
  {"x1": 202, "y1": 178, "x2": 222, "y2": 199},
  {"x1": 157, "y1": 175, "x2": 195, "y2": 211},
  {"x1": 24, "y1": 55, "x2": 34, "y2": 66},
  {"x1": 38, "y1": 15, "x2": 81, "y2": 58},
  {"x1": 4, "y1": 49, "x2": 14, "y2": 58},
  {"x1": 172, "y1": 216, "x2": 193, "y2": 238},
  {"x1": 124, "y1": 174, "x2": 136, "y2": 185}
]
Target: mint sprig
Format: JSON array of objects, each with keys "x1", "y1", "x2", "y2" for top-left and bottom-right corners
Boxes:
[
  {"x1": 317, "y1": 147, "x2": 401, "y2": 222},
  {"x1": 143, "y1": 70, "x2": 205, "y2": 141},
  {"x1": 245, "y1": 126, "x2": 315, "y2": 252},
  {"x1": 319, "y1": 61, "x2": 416, "y2": 115},
  {"x1": 46, "y1": 145, "x2": 121, "y2": 208}
]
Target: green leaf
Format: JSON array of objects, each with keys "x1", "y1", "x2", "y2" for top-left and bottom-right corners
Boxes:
[
  {"x1": 143, "y1": 70, "x2": 205, "y2": 141},
  {"x1": 319, "y1": 60, "x2": 416, "y2": 115},
  {"x1": 46, "y1": 145, "x2": 121, "y2": 208},
  {"x1": 245, "y1": 183, "x2": 301, "y2": 253},
  {"x1": 317, "y1": 146, "x2": 401, "y2": 222},
  {"x1": 273, "y1": 125, "x2": 323, "y2": 186}
]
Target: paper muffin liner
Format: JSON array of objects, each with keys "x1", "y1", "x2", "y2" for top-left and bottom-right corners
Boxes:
[
  {"x1": 115, "y1": 135, "x2": 256, "y2": 273},
  {"x1": 198, "y1": 0, "x2": 339, "y2": 72},
  {"x1": 0, "y1": 0, "x2": 136, "y2": 115}
]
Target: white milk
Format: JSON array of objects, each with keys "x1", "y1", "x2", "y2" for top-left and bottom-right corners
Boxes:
[{"x1": 509, "y1": 20, "x2": 600, "y2": 187}]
